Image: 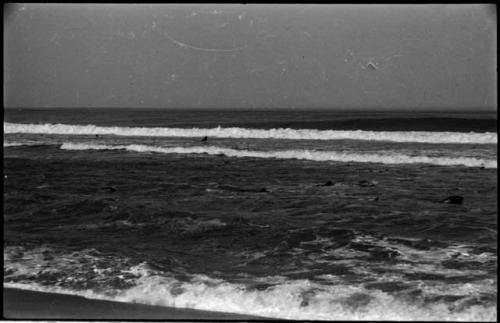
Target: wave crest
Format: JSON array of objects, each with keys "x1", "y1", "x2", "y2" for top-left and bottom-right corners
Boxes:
[
  {"x1": 5, "y1": 242, "x2": 496, "y2": 321},
  {"x1": 5, "y1": 122, "x2": 497, "y2": 144},
  {"x1": 5, "y1": 274, "x2": 496, "y2": 321},
  {"x1": 60, "y1": 142, "x2": 497, "y2": 168}
]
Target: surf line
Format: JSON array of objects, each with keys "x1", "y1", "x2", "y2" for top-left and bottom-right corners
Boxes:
[
  {"x1": 59, "y1": 143, "x2": 497, "y2": 168},
  {"x1": 4, "y1": 123, "x2": 497, "y2": 144}
]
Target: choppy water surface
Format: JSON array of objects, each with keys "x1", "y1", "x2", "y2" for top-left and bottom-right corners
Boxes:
[{"x1": 3, "y1": 109, "x2": 497, "y2": 320}]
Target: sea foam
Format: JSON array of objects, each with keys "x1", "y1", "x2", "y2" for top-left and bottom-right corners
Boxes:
[
  {"x1": 4, "y1": 122, "x2": 497, "y2": 144},
  {"x1": 60, "y1": 143, "x2": 497, "y2": 168},
  {"x1": 3, "y1": 142, "x2": 26, "y2": 147},
  {"x1": 3, "y1": 141, "x2": 42, "y2": 147},
  {"x1": 5, "y1": 274, "x2": 496, "y2": 321},
  {"x1": 4, "y1": 244, "x2": 496, "y2": 321}
]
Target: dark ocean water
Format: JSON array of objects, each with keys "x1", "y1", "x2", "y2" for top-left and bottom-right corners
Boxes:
[
  {"x1": 4, "y1": 108, "x2": 498, "y2": 131},
  {"x1": 3, "y1": 109, "x2": 497, "y2": 320}
]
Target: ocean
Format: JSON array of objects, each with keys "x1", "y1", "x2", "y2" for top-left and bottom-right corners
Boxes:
[{"x1": 3, "y1": 108, "x2": 497, "y2": 320}]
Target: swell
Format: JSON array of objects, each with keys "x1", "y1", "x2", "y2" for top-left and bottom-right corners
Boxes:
[
  {"x1": 60, "y1": 143, "x2": 497, "y2": 168},
  {"x1": 4, "y1": 123, "x2": 497, "y2": 144}
]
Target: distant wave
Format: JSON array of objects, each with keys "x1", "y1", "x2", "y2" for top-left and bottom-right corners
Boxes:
[
  {"x1": 3, "y1": 141, "x2": 44, "y2": 147},
  {"x1": 4, "y1": 123, "x2": 497, "y2": 144},
  {"x1": 4, "y1": 142, "x2": 26, "y2": 147},
  {"x1": 60, "y1": 143, "x2": 497, "y2": 168}
]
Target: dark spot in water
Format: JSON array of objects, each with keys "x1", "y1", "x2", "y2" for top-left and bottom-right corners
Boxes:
[
  {"x1": 316, "y1": 228, "x2": 354, "y2": 247},
  {"x1": 370, "y1": 249, "x2": 400, "y2": 260},
  {"x1": 107, "y1": 276, "x2": 136, "y2": 290},
  {"x1": 299, "y1": 289, "x2": 318, "y2": 307},
  {"x1": 42, "y1": 250, "x2": 54, "y2": 260},
  {"x1": 313, "y1": 264, "x2": 352, "y2": 276},
  {"x1": 388, "y1": 238, "x2": 448, "y2": 250},
  {"x1": 4, "y1": 268, "x2": 15, "y2": 276},
  {"x1": 358, "y1": 180, "x2": 377, "y2": 187},
  {"x1": 440, "y1": 195, "x2": 463, "y2": 204},
  {"x1": 459, "y1": 294, "x2": 497, "y2": 308},
  {"x1": 424, "y1": 294, "x2": 466, "y2": 305},
  {"x1": 228, "y1": 216, "x2": 251, "y2": 226},
  {"x1": 404, "y1": 272, "x2": 446, "y2": 281},
  {"x1": 219, "y1": 184, "x2": 268, "y2": 193},
  {"x1": 36, "y1": 271, "x2": 63, "y2": 284},
  {"x1": 33, "y1": 192, "x2": 54, "y2": 201},
  {"x1": 251, "y1": 283, "x2": 273, "y2": 291},
  {"x1": 286, "y1": 230, "x2": 317, "y2": 247},
  {"x1": 407, "y1": 289, "x2": 423, "y2": 298},
  {"x1": 365, "y1": 281, "x2": 409, "y2": 292},
  {"x1": 100, "y1": 186, "x2": 117, "y2": 193},
  {"x1": 350, "y1": 242, "x2": 400, "y2": 260},
  {"x1": 317, "y1": 180, "x2": 333, "y2": 186},
  {"x1": 441, "y1": 259, "x2": 482, "y2": 270}
]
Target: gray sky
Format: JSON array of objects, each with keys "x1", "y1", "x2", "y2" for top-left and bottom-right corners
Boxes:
[{"x1": 3, "y1": 4, "x2": 497, "y2": 110}]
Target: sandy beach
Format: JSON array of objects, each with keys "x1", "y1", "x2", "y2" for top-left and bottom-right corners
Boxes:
[{"x1": 3, "y1": 288, "x2": 272, "y2": 320}]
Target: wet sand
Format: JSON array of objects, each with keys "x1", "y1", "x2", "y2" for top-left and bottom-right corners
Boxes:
[{"x1": 3, "y1": 288, "x2": 271, "y2": 320}]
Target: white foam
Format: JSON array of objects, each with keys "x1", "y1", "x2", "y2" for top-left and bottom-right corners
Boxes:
[
  {"x1": 4, "y1": 122, "x2": 497, "y2": 144},
  {"x1": 4, "y1": 246, "x2": 496, "y2": 321},
  {"x1": 60, "y1": 143, "x2": 497, "y2": 168},
  {"x1": 5, "y1": 274, "x2": 496, "y2": 321},
  {"x1": 3, "y1": 141, "x2": 39, "y2": 147},
  {"x1": 113, "y1": 273, "x2": 497, "y2": 321},
  {"x1": 4, "y1": 142, "x2": 23, "y2": 147}
]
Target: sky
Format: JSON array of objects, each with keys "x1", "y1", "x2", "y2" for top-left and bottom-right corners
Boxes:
[{"x1": 3, "y1": 3, "x2": 497, "y2": 111}]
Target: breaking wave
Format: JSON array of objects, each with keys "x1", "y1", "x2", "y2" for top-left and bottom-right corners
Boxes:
[
  {"x1": 60, "y1": 143, "x2": 497, "y2": 168},
  {"x1": 4, "y1": 243, "x2": 497, "y2": 321},
  {"x1": 3, "y1": 141, "x2": 42, "y2": 147},
  {"x1": 4, "y1": 123, "x2": 497, "y2": 144},
  {"x1": 4, "y1": 228, "x2": 497, "y2": 321},
  {"x1": 4, "y1": 142, "x2": 26, "y2": 147},
  {"x1": 6, "y1": 278, "x2": 495, "y2": 321}
]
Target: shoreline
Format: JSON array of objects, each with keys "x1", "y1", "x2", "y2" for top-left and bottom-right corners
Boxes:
[{"x1": 3, "y1": 287, "x2": 274, "y2": 320}]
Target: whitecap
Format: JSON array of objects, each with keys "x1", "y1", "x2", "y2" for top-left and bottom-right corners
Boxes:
[
  {"x1": 59, "y1": 143, "x2": 497, "y2": 168},
  {"x1": 5, "y1": 122, "x2": 497, "y2": 144}
]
